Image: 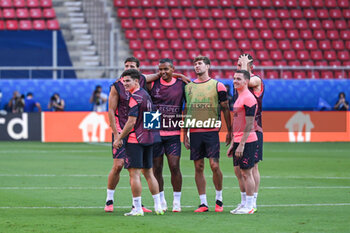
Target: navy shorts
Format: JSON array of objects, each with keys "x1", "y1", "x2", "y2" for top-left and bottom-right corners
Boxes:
[
  {"x1": 190, "y1": 131, "x2": 220, "y2": 161},
  {"x1": 124, "y1": 143, "x2": 153, "y2": 169},
  {"x1": 254, "y1": 131, "x2": 263, "y2": 163},
  {"x1": 112, "y1": 134, "x2": 126, "y2": 159},
  {"x1": 153, "y1": 135, "x2": 181, "y2": 158},
  {"x1": 233, "y1": 141, "x2": 257, "y2": 169}
]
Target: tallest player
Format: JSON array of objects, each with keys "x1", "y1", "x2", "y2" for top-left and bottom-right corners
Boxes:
[{"x1": 233, "y1": 54, "x2": 264, "y2": 212}]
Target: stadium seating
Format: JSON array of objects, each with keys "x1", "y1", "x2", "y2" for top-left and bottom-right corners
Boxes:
[
  {"x1": 114, "y1": 1, "x2": 349, "y2": 79},
  {"x1": 0, "y1": 0, "x2": 58, "y2": 30}
]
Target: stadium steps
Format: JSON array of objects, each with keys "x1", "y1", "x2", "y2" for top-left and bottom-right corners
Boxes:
[{"x1": 53, "y1": 0, "x2": 102, "y2": 79}]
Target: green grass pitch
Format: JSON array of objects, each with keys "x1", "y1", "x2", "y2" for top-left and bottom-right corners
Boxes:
[{"x1": 0, "y1": 142, "x2": 349, "y2": 233}]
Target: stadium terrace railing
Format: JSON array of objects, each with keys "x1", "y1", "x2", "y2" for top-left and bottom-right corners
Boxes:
[{"x1": 0, "y1": 66, "x2": 349, "y2": 79}]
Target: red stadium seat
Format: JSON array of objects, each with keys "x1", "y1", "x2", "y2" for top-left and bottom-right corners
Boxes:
[
  {"x1": 3, "y1": 9, "x2": 15, "y2": 18},
  {"x1": 224, "y1": 9, "x2": 236, "y2": 18},
  {"x1": 160, "y1": 50, "x2": 174, "y2": 59},
  {"x1": 261, "y1": 60, "x2": 274, "y2": 66},
  {"x1": 158, "y1": 8, "x2": 170, "y2": 18},
  {"x1": 314, "y1": 30, "x2": 326, "y2": 40},
  {"x1": 144, "y1": 9, "x2": 156, "y2": 18},
  {"x1": 309, "y1": 20, "x2": 321, "y2": 30},
  {"x1": 207, "y1": 0, "x2": 218, "y2": 7},
  {"x1": 273, "y1": 0, "x2": 285, "y2": 7},
  {"x1": 312, "y1": 0, "x2": 324, "y2": 7},
  {"x1": 237, "y1": 9, "x2": 250, "y2": 18},
  {"x1": 273, "y1": 30, "x2": 285, "y2": 39},
  {"x1": 345, "y1": 41, "x2": 350, "y2": 50},
  {"x1": 46, "y1": 19, "x2": 59, "y2": 30},
  {"x1": 322, "y1": 20, "x2": 334, "y2": 30},
  {"x1": 220, "y1": 0, "x2": 232, "y2": 7},
  {"x1": 252, "y1": 40, "x2": 264, "y2": 50},
  {"x1": 198, "y1": 40, "x2": 210, "y2": 50},
  {"x1": 198, "y1": 9, "x2": 210, "y2": 18},
  {"x1": 255, "y1": 20, "x2": 268, "y2": 29},
  {"x1": 297, "y1": 51, "x2": 310, "y2": 60},
  {"x1": 335, "y1": 20, "x2": 347, "y2": 30},
  {"x1": 264, "y1": 9, "x2": 276, "y2": 19},
  {"x1": 327, "y1": 30, "x2": 339, "y2": 40},
  {"x1": 188, "y1": 50, "x2": 200, "y2": 59},
  {"x1": 308, "y1": 71, "x2": 320, "y2": 79},
  {"x1": 27, "y1": 0, "x2": 39, "y2": 7},
  {"x1": 202, "y1": 50, "x2": 215, "y2": 60},
  {"x1": 16, "y1": 8, "x2": 28, "y2": 18},
  {"x1": 43, "y1": 8, "x2": 55, "y2": 18},
  {"x1": 171, "y1": 9, "x2": 183, "y2": 18},
  {"x1": 154, "y1": 0, "x2": 165, "y2": 7},
  {"x1": 189, "y1": 19, "x2": 201, "y2": 29},
  {"x1": 260, "y1": 0, "x2": 272, "y2": 7},
  {"x1": 302, "y1": 60, "x2": 314, "y2": 66},
  {"x1": 295, "y1": 20, "x2": 308, "y2": 29},
  {"x1": 321, "y1": 71, "x2": 334, "y2": 79},
  {"x1": 30, "y1": 8, "x2": 42, "y2": 18},
  {"x1": 134, "y1": 19, "x2": 146, "y2": 28},
  {"x1": 161, "y1": 19, "x2": 174, "y2": 29},
  {"x1": 6, "y1": 20, "x2": 18, "y2": 30},
  {"x1": 277, "y1": 9, "x2": 289, "y2": 19},
  {"x1": 256, "y1": 50, "x2": 270, "y2": 60},
  {"x1": 286, "y1": 0, "x2": 297, "y2": 7},
  {"x1": 269, "y1": 19, "x2": 282, "y2": 29},
  {"x1": 317, "y1": 9, "x2": 329, "y2": 19},
  {"x1": 179, "y1": 29, "x2": 192, "y2": 39},
  {"x1": 193, "y1": 29, "x2": 205, "y2": 39},
  {"x1": 305, "y1": 40, "x2": 318, "y2": 50},
  {"x1": 180, "y1": 0, "x2": 192, "y2": 7},
  {"x1": 310, "y1": 51, "x2": 323, "y2": 60},
  {"x1": 265, "y1": 71, "x2": 279, "y2": 79},
  {"x1": 166, "y1": 29, "x2": 179, "y2": 39},
  {"x1": 0, "y1": 20, "x2": 4, "y2": 29},
  {"x1": 216, "y1": 19, "x2": 228, "y2": 29},
  {"x1": 238, "y1": 40, "x2": 251, "y2": 50},
  {"x1": 324, "y1": 50, "x2": 336, "y2": 60},
  {"x1": 184, "y1": 8, "x2": 196, "y2": 18},
  {"x1": 0, "y1": 0, "x2": 12, "y2": 7},
  {"x1": 261, "y1": 30, "x2": 274, "y2": 40},
  {"x1": 332, "y1": 40, "x2": 344, "y2": 50},
  {"x1": 211, "y1": 8, "x2": 223, "y2": 19},
  {"x1": 292, "y1": 40, "x2": 304, "y2": 50},
  {"x1": 282, "y1": 20, "x2": 294, "y2": 29},
  {"x1": 246, "y1": 0, "x2": 258, "y2": 6},
  {"x1": 117, "y1": 8, "x2": 129, "y2": 18},
  {"x1": 233, "y1": 0, "x2": 245, "y2": 7},
  {"x1": 338, "y1": 51, "x2": 350, "y2": 61},
  {"x1": 157, "y1": 40, "x2": 169, "y2": 50},
  {"x1": 129, "y1": 40, "x2": 141, "y2": 50},
  {"x1": 219, "y1": 29, "x2": 231, "y2": 39},
  {"x1": 19, "y1": 20, "x2": 32, "y2": 30},
  {"x1": 144, "y1": 40, "x2": 156, "y2": 50},
  {"x1": 265, "y1": 40, "x2": 278, "y2": 50},
  {"x1": 304, "y1": 9, "x2": 316, "y2": 19},
  {"x1": 294, "y1": 71, "x2": 306, "y2": 79},
  {"x1": 229, "y1": 51, "x2": 240, "y2": 60},
  {"x1": 202, "y1": 19, "x2": 215, "y2": 29},
  {"x1": 247, "y1": 30, "x2": 259, "y2": 39},
  {"x1": 334, "y1": 71, "x2": 346, "y2": 79},
  {"x1": 207, "y1": 29, "x2": 219, "y2": 39},
  {"x1": 288, "y1": 60, "x2": 301, "y2": 66},
  {"x1": 228, "y1": 19, "x2": 241, "y2": 29},
  {"x1": 211, "y1": 40, "x2": 224, "y2": 50},
  {"x1": 315, "y1": 60, "x2": 328, "y2": 66},
  {"x1": 300, "y1": 0, "x2": 311, "y2": 7},
  {"x1": 141, "y1": 0, "x2": 152, "y2": 7},
  {"x1": 170, "y1": 40, "x2": 183, "y2": 50},
  {"x1": 14, "y1": 0, "x2": 25, "y2": 7},
  {"x1": 319, "y1": 40, "x2": 331, "y2": 50},
  {"x1": 340, "y1": 30, "x2": 350, "y2": 40},
  {"x1": 216, "y1": 50, "x2": 229, "y2": 60},
  {"x1": 127, "y1": 0, "x2": 139, "y2": 7},
  {"x1": 33, "y1": 19, "x2": 45, "y2": 30},
  {"x1": 114, "y1": 0, "x2": 125, "y2": 7},
  {"x1": 270, "y1": 50, "x2": 283, "y2": 60},
  {"x1": 338, "y1": 0, "x2": 349, "y2": 8},
  {"x1": 121, "y1": 19, "x2": 133, "y2": 29},
  {"x1": 175, "y1": 19, "x2": 188, "y2": 29},
  {"x1": 290, "y1": 9, "x2": 303, "y2": 19},
  {"x1": 233, "y1": 30, "x2": 246, "y2": 39},
  {"x1": 278, "y1": 40, "x2": 291, "y2": 50},
  {"x1": 242, "y1": 19, "x2": 254, "y2": 29},
  {"x1": 147, "y1": 50, "x2": 160, "y2": 60},
  {"x1": 287, "y1": 30, "x2": 299, "y2": 39},
  {"x1": 300, "y1": 30, "x2": 313, "y2": 39},
  {"x1": 148, "y1": 19, "x2": 160, "y2": 29},
  {"x1": 184, "y1": 40, "x2": 196, "y2": 50},
  {"x1": 133, "y1": 50, "x2": 146, "y2": 60},
  {"x1": 139, "y1": 29, "x2": 151, "y2": 39},
  {"x1": 251, "y1": 9, "x2": 263, "y2": 19},
  {"x1": 193, "y1": 0, "x2": 205, "y2": 7},
  {"x1": 225, "y1": 40, "x2": 237, "y2": 50},
  {"x1": 281, "y1": 71, "x2": 292, "y2": 79},
  {"x1": 329, "y1": 9, "x2": 342, "y2": 18},
  {"x1": 284, "y1": 50, "x2": 296, "y2": 60}
]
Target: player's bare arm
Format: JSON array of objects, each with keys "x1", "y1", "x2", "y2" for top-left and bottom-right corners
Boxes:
[
  {"x1": 235, "y1": 116, "x2": 255, "y2": 158},
  {"x1": 172, "y1": 73, "x2": 191, "y2": 84},
  {"x1": 248, "y1": 76, "x2": 262, "y2": 93},
  {"x1": 108, "y1": 85, "x2": 119, "y2": 139},
  {"x1": 145, "y1": 72, "x2": 162, "y2": 83},
  {"x1": 114, "y1": 116, "x2": 136, "y2": 149},
  {"x1": 220, "y1": 100, "x2": 232, "y2": 146}
]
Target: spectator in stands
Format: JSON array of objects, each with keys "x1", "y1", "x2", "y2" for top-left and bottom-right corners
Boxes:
[
  {"x1": 48, "y1": 93, "x2": 65, "y2": 111},
  {"x1": 7, "y1": 91, "x2": 25, "y2": 113},
  {"x1": 24, "y1": 92, "x2": 41, "y2": 112},
  {"x1": 334, "y1": 92, "x2": 349, "y2": 111},
  {"x1": 90, "y1": 85, "x2": 108, "y2": 112}
]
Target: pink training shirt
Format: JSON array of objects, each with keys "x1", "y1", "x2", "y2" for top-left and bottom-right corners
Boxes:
[{"x1": 232, "y1": 88, "x2": 258, "y2": 143}]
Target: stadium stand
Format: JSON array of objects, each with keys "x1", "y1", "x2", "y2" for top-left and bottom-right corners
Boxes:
[
  {"x1": 0, "y1": 0, "x2": 59, "y2": 30},
  {"x1": 115, "y1": 0, "x2": 350, "y2": 79}
]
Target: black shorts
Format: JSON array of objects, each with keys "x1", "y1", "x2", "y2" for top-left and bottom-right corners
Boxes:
[
  {"x1": 233, "y1": 141, "x2": 257, "y2": 169},
  {"x1": 112, "y1": 134, "x2": 126, "y2": 159},
  {"x1": 254, "y1": 131, "x2": 263, "y2": 163},
  {"x1": 190, "y1": 131, "x2": 220, "y2": 161},
  {"x1": 153, "y1": 135, "x2": 181, "y2": 158},
  {"x1": 124, "y1": 143, "x2": 153, "y2": 169}
]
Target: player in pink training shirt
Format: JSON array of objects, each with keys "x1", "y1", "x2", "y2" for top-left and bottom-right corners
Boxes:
[{"x1": 227, "y1": 69, "x2": 257, "y2": 215}]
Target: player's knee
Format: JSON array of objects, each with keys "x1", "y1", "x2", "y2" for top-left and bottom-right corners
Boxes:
[
  {"x1": 169, "y1": 164, "x2": 181, "y2": 176},
  {"x1": 112, "y1": 162, "x2": 123, "y2": 174},
  {"x1": 195, "y1": 163, "x2": 204, "y2": 173}
]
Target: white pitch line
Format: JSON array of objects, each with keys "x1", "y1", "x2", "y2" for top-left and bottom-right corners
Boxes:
[
  {"x1": 0, "y1": 203, "x2": 349, "y2": 209},
  {"x1": 1, "y1": 186, "x2": 350, "y2": 190},
  {"x1": 0, "y1": 174, "x2": 350, "y2": 180}
]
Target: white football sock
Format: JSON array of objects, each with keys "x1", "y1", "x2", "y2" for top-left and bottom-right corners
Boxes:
[
  {"x1": 106, "y1": 189, "x2": 115, "y2": 202},
  {"x1": 132, "y1": 196, "x2": 142, "y2": 212},
  {"x1": 215, "y1": 190, "x2": 223, "y2": 202},
  {"x1": 246, "y1": 195, "x2": 254, "y2": 209},
  {"x1": 199, "y1": 194, "x2": 208, "y2": 206},
  {"x1": 159, "y1": 191, "x2": 166, "y2": 203},
  {"x1": 241, "y1": 192, "x2": 246, "y2": 205},
  {"x1": 254, "y1": 192, "x2": 258, "y2": 207},
  {"x1": 152, "y1": 193, "x2": 161, "y2": 210},
  {"x1": 173, "y1": 192, "x2": 181, "y2": 204}
]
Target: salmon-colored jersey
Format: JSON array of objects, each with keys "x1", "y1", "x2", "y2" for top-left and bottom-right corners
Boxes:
[{"x1": 232, "y1": 88, "x2": 257, "y2": 143}]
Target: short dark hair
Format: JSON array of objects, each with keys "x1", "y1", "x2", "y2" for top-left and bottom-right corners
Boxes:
[
  {"x1": 193, "y1": 55, "x2": 211, "y2": 65},
  {"x1": 159, "y1": 58, "x2": 174, "y2": 67},
  {"x1": 236, "y1": 70, "x2": 250, "y2": 80},
  {"x1": 339, "y1": 92, "x2": 346, "y2": 98},
  {"x1": 124, "y1": 57, "x2": 140, "y2": 68},
  {"x1": 27, "y1": 92, "x2": 33, "y2": 97},
  {"x1": 121, "y1": 69, "x2": 141, "y2": 80}
]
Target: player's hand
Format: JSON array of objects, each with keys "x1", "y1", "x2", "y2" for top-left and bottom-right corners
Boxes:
[
  {"x1": 227, "y1": 143, "x2": 234, "y2": 158},
  {"x1": 225, "y1": 132, "x2": 232, "y2": 146},
  {"x1": 238, "y1": 54, "x2": 253, "y2": 64},
  {"x1": 183, "y1": 133, "x2": 190, "y2": 150},
  {"x1": 113, "y1": 138, "x2": 123, "y2": 149},
  {"x1": 235, "y1": 143, "x2": 244, "y2": 158},
  {"x1": 173, "y1": 73, "x2": 191, "y2": 84}
]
